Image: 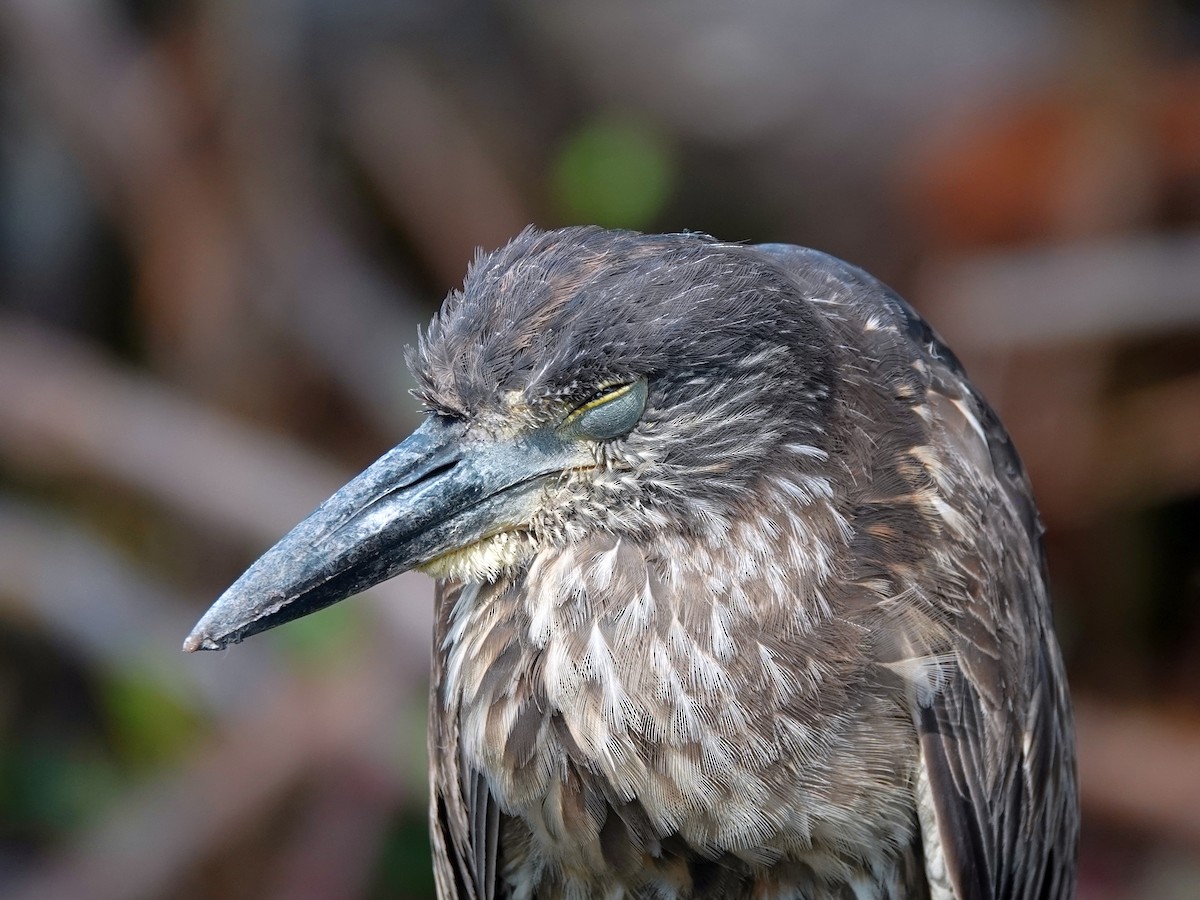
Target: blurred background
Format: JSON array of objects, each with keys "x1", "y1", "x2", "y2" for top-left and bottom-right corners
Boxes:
[{"x1": 0, "y1": 0, "x2": 1198, "y2": 897}]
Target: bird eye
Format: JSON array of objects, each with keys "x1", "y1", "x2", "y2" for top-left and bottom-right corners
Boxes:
[{"x1": 558, "y1": 377, "x2": 648, "y2": 441}]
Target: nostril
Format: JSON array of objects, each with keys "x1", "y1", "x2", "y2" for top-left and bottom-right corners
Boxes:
[
  {"x1": 342, "y1": 456, "x2": 463, "y2": 533},
  {"x1": 400, "y1": 457, "x2": 460, "y2": 491}
]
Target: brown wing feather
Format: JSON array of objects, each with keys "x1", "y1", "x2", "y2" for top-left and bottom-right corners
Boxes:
[
  {"x1": 890, "y1": 293, "x2": 1078, "y2": 900},
  {"x1": 755, "y1": 243, "x2": 1078, "y2": 900},
  {"x1": 911, "y1": 326, "x2": 1077, "y2": 900}
]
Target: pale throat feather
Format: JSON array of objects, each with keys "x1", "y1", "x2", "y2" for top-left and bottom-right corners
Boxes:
[{"x1": 438, "y1": 478, "x2": 886, "y2": 859}]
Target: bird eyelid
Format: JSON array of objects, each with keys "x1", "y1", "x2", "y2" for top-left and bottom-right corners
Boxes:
[{"x1": 558, "y1": 376, "x2": 648, "y2": 441}]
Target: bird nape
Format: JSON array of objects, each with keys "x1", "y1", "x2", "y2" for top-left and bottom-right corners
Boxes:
[{"x1": 185, "y1": 226, "x2": 1078, "y2": 900}]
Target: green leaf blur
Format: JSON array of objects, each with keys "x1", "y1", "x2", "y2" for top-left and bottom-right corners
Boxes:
[{"x1": 551, "y1": 118, "x2": 674, "y2": 229}]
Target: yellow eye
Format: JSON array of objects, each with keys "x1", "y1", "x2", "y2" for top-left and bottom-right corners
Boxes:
[{"x1": 559, "y1": 377, "x2": 648, "y2": 441}]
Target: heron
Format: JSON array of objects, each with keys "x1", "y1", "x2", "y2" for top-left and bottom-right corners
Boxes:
[{"x1": 185, "y1": 226, "x2": 1078, "y2": 899}]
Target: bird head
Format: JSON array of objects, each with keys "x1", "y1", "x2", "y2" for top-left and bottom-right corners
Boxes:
[{"x1": 184, "y1": 227, "x2": 834, "y2": 651}]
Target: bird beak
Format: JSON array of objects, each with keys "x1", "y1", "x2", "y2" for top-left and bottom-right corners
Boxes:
[{"x1": 183, "y1": 415, "x2": 584, "y2": 651}]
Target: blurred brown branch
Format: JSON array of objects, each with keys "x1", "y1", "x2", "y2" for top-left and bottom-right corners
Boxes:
[
  {"x1": 1099, "y1": 371, "x2": 1200, "y2": 511},
  {"x1": 0, "y1": 499, "x2": 280, "y2": 716},
  {"x1": 0, "y1": 0, "x2": 429, "y2": 434},
  {"x1": 0, "y1": 0, "x2": 239, "y2": 379},
  {"x1": 7, "y1": 650, "x2": 419, "y2": 900},
  {"x1": 918, "y1": 235, "x2": 1200, "y2": 526},
  {"x1": 0, "y1": 316, "x2": 341, "y2": 539},
  {"x1": 336, "y1": 53, "x2": 535, "y2": 288},
  {"x1": 924, "y1": 234, "x2": 1200, "y2": 351},
  {"x1": 203, "y1": 0, "x2": 431, "y2": 433},
  {"x1": 1076, "y1": 698, "x2": 1200, "y2": 849},
  {"x1": 0, "y1": 313, "x2": 433, "y2": 660},
  {"x1": 0, "y1": 314, "x2": 431, "y2": 897}
]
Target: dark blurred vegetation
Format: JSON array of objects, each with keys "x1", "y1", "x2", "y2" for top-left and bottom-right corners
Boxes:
[{"x1": 1, "y1": 0, "x2": 1199, "y2": 897}]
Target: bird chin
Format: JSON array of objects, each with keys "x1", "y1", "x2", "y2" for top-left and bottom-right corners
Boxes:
[{"x1": 416, "y1": 529, "x2": 535, "y2": 583}]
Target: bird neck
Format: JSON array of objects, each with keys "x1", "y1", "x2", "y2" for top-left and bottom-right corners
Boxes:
[{"x1": 438, "y1": 484, "x2": 863, "y2": 825}]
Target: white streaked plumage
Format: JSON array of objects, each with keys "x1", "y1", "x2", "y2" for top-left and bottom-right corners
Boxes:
[{"x1": 415, "y1": 227, "x2": 1077, "y2": 899}]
